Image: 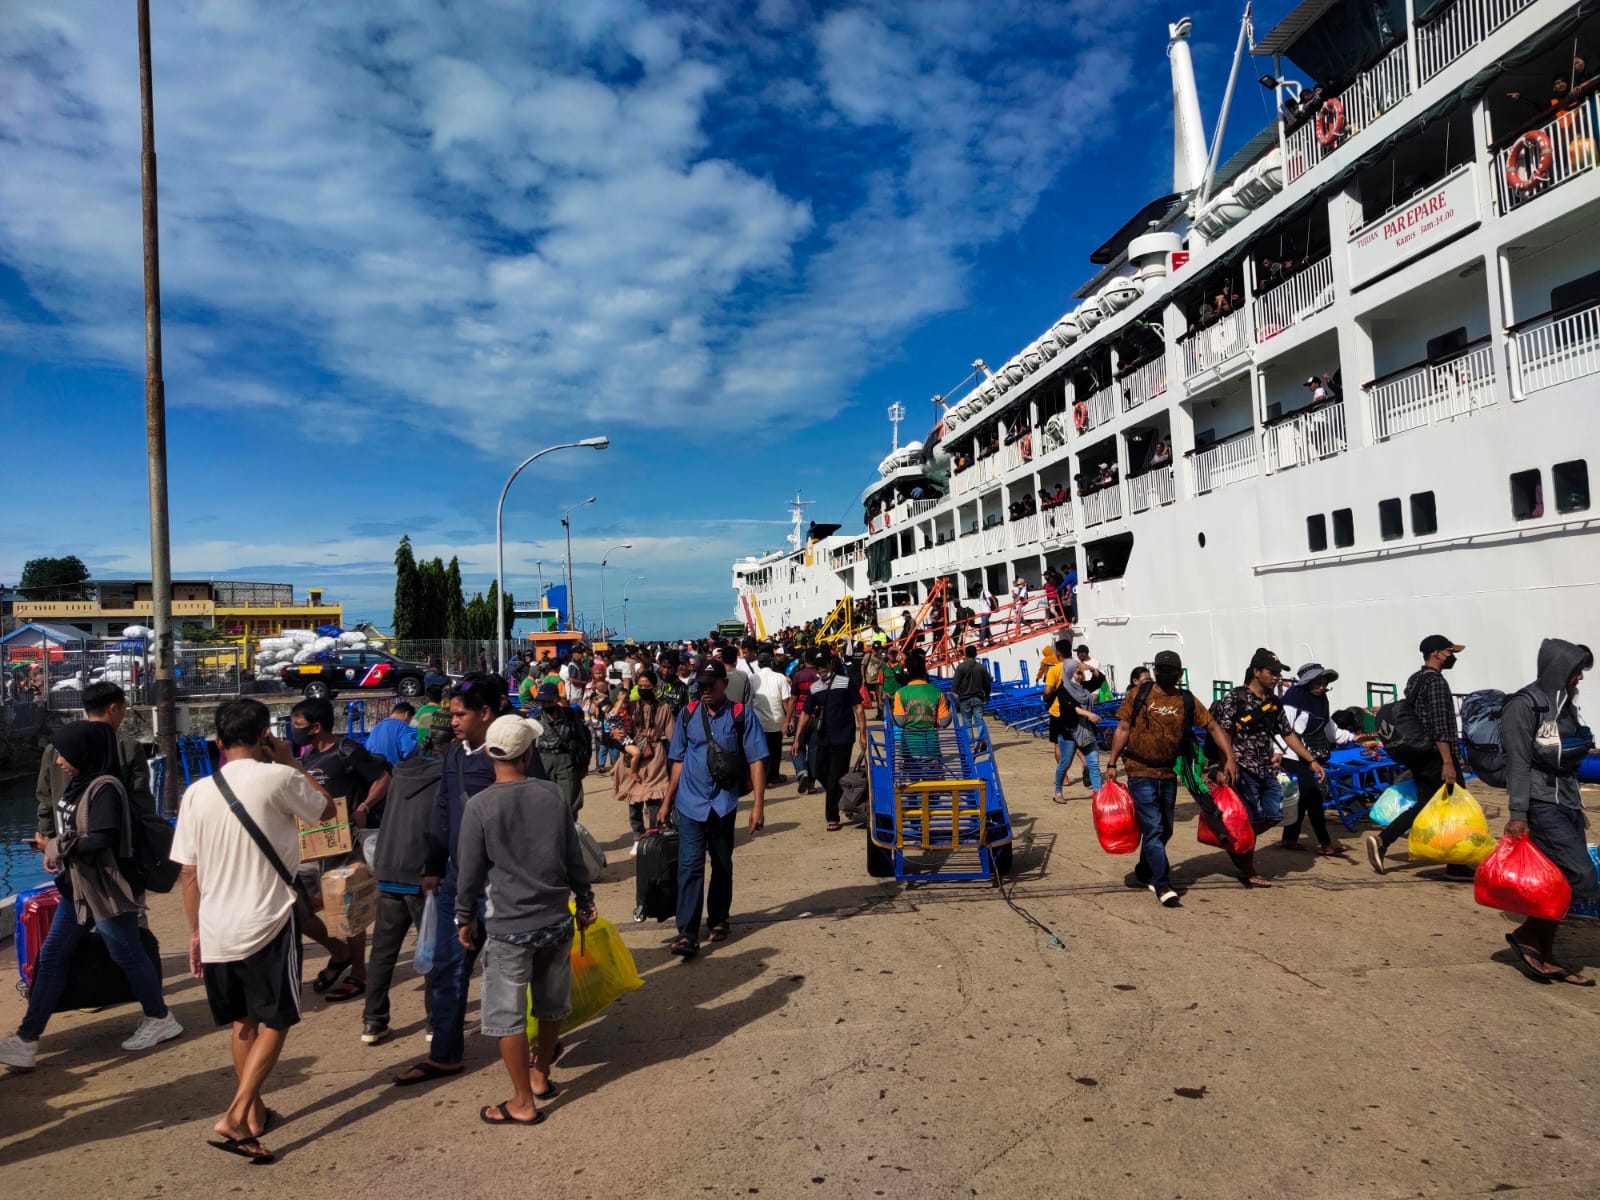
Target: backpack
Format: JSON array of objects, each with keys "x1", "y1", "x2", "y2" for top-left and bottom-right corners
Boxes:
[
  {"x1": 1375, "y1": 698, "x2": 1432, "y2": 761},
  {"x1": 1122, "y1": 681, "x2": 1197, "y2": 770},
  {"x1": 1464, "y1": 686, "x2": 1592, "y2": 786},
  {"x1": 686, "y1": 701, "x2": 752, "y2": 796},
  {"x1": 84, "y1": 774, "x2": 180, "y2": 895}
]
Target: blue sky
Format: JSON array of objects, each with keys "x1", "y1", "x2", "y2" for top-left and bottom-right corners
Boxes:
[{"x1": 0, "y1": 0, "x2": 1292, "y2": 639}]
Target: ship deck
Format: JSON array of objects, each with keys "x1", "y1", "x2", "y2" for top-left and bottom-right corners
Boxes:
[{"x1": 5, "y1": 731, "x2": 1598, "y2": 1196}]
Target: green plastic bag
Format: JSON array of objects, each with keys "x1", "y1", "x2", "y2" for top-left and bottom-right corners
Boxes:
[
  {"x1": 1407, "y1": 783, "x2": 1496, "y2": 866},
  {"x1": 529, "y1": 915, "x2": 644, "y2": 1038}
]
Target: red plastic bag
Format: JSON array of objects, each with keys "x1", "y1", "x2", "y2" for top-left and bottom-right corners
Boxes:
[
  {"x1": 1195, "y1": 784, "x2": 1256, "y2": 854},
  {"x1": 1474, "y1": 832, "x2": 1572, "y2": 920},
  {"x1": 1092, "y1": 781, "x2": 1140, "y2": 854}
]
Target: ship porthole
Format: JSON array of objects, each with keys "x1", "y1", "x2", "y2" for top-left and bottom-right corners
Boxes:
[{"x1": 1197, "y1": 532, "x2": 1207, "y2": 548}]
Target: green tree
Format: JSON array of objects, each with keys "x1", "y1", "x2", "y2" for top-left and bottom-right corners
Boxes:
[
  {"x1": 486, "y1": 579, "x2": 514, "y2": 637},
  {"x1": 19, "y1": 555, "x2": 91, "y2": 599},
  {"x1": 417, "y1": 557, "x2": 449, "y2": 639},
  {"x1": 444, "y1": 556, "x2": 465, "y2": 639},
  {"x1": 462, "y1": 591, "x2": 491, "y2": 640},
  {"x1": 392, "y1": 536, "x2": 421, "y2": 641}
]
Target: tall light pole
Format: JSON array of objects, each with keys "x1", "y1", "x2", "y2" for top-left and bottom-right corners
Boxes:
[
  {"x1": 599, "y1": 541, "x2": 633, "y2": 643},
  {"x1": 561, "y1": 498, "x2": 596, "y2": 638},
  {"x1": 622, "y1": 575, "x2": 646, "y2": 642},
  {"x1": 497, "y1": 443, "x2": 608, "y2": 671},
  {"x1": 137, "y1": 0, "x2": 178, "y2": 808}
]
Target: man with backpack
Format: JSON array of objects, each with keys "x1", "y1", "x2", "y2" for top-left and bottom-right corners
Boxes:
[
  {"x1": 289, "y1": 698, "x2": 392, "y2": 1005},
  {"x1": 532, "y1": 682, "x2": 592, "y2": 815},
  {"x1": 660, "y1": 659, "x2": 769, "y2": 958},
  {"x1": 1105, "y1": 650, "x2": 1239, "y2": 907},
  {"x1": 800, "y1": 652, "x2": 869, "y2": 829},
  {"x1": 1499, "y1": 639, "x2": 1597, "y2": 984},
  {"x1": 1366, "y1": 636, "x2": 1464, "y2": 875}
]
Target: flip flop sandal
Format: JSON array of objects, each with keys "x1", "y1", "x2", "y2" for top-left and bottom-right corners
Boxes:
[
  {"x1": 312, "y1": 959, "x2": 352, "y2": 993},
  {"x1": 1505, "y1": 935, "x2": 1557, "y2": 984},
  {"x1": 668, "y1": 937, "x2": 699, "y2": 959},
  {"x1": 394, "y1": 1061, "x2": 463, "y2": 1087},
  {"x1": 209, "y1": 1136, "x2": 275, "y2": 1164},
  {"x1": 531, "y1": 1085, "x2": 561, "y2": 1100},
  {"x1": 323, "y1": 977, "x2": 366, "y2": 1003},
  {"x1": 1550, "y1": 963, "x2": 1597, "y2": 987},
  {"x1": 707, "y1": 925, "x2": 729, "y2": 943},
  {"x1": 826, "y1": 822, "x2": 842, "y2": 831},
  {"x1": 479, "y1": 1103, "x2": 546, "y2": 1127},
  {"x1": 1319, "y1": 844, "x2": 1351, "y2": 857}
]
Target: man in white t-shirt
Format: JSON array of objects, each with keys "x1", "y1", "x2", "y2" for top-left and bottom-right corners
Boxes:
[
  {"x1": 750, "y1": 652, "x2": 794, "y2": 784},
  {"x1": 171, "y1": 697, "x2": 333, "y2": 1165}
]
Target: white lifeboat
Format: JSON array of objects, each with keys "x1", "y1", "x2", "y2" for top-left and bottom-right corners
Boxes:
[
  {"x1": 1235, "y1": 147, "x2": 1285, "y2": 208},
  {"x1": 1050, "y1": 316, "x2": 1080, "y2": 349},
  {"x1": 1021, "y1": 344, "x2": 1043, "y2": 371},
  {"x1": 1035, "y1": 335, "x2": 1061, "y2": 362},
  {"x1": 1003, "y1": 358, "x2": 1027, "y2": 384},
  {"x1": 1096, "y1": 276, "x2": 1143, "y2": 317},
  {"x1": 1074, "y1": 302, "x2": 1103, "y2": 333}
]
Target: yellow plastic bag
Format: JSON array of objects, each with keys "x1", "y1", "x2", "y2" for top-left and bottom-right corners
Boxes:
[
  {"x1": 1408, "y1": 783, "x2": 1496, "y2": 866},
  {"x1": 528, "y1": 916, "x2": 644, "y2": 1039}
]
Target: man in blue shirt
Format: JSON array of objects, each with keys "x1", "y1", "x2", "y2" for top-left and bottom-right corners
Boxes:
[
  {"x1": 661, "y1": 660, "x2": 768, "y2": 959},
  {"x1": 364, "y1": 701, "x2": 419, "y2": 766}
]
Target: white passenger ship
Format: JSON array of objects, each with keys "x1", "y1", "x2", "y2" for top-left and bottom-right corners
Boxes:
[{"x1": 733, "y1": 0, "x2": 1600, "y2": 700}]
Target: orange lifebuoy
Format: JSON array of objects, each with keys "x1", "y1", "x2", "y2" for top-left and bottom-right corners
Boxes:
[
  {"x1": 1072, "y1": 402, "x2": 1088, "y2": 433},
  {"x1": 1315, "y1": 98, "x2": 1345, "y2": 148},
  {"x1": 1506, "y1": 129, "x2": 1554, "y2": 193}
]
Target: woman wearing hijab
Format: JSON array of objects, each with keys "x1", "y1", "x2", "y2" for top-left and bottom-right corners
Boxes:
[
  {"x1": 0, "y1": 722, "x2": 181, "y2": 1070},
  {"x1": 613, "y1": 667, "x2": 676, "y2": 847},
  {"x1": 1278, "y1": 664, "x2": 1357, "y2": 857}
]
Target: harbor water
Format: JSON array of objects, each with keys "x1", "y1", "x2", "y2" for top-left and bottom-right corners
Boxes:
[{"x1": 1, "y1": 773, "x2": 50, "y2": 901}]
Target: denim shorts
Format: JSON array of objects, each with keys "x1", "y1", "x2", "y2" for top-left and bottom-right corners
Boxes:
[{"x1": 480, "y1": 935, "x2": 572, "y2": 1037}]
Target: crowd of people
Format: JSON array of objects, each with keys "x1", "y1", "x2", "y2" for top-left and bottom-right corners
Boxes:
[{"x1": 3, "y1": 625, "x2": 1594, "y2": 1159}]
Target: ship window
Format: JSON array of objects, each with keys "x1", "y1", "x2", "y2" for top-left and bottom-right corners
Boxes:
[
  {"x1": 1410, "y1": 491, "x2": 1438, "y2": 535},
  {"x1": 1378, "y1": 498, "x2": 1404, "y2": 541},
  {"x1": 1551, "y1": 271, "x2": 1600, "y2": 314},
  {"x1": 1307, "y1": 514, "x2": 1328, "y2": 552},
  {"x1": 1553, "y1": 460, "x2": 1589, "y2": 513},
  {"x1": 1332, "y1": 508, "x2": 1354, "y2": 548},
  {"x1": 1426, "y1": 328, "x2": 1467, "y2": 361},
  {"x1": 1510, "y1": 469, "x2": 1543, "y2": 520}
]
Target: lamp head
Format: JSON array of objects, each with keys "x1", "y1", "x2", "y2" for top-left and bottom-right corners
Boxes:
[{"x1": 579, "y1": 436, "x2": 610, "y2": 450}]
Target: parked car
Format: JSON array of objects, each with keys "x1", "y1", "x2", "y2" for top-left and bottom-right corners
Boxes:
[{"x1": 283, "y1": 649, "x2": 426, "y2": 700}]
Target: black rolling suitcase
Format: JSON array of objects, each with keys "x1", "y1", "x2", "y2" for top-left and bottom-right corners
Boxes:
[
  {"x1": 633, "y1": 828, "x2": 679, "y2": 922},
  {"x1": 55, "y1": 926, "x2": 163, "y2": 1013}
]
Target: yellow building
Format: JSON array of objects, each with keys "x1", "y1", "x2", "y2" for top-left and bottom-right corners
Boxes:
[{"x1": 15, "y1": 580, "x2": 344, "y2": 650}]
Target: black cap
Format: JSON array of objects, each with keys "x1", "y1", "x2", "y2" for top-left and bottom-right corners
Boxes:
[
  {"x1": 1419, "y1": 635, "x2": 1465, "y2": 656},
  {"x1": 1152, "y1": 650, "x2": 1182, "y2": 670},
  {"x1": 1249, "y1": 647, "x2": 1288, "y2": 675},
  {"x1": 695, "y1": 659, "x2": 728, "y2": 683}
]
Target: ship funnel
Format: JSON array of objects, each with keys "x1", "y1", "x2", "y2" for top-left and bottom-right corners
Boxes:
[{"x1": 1168, "y1": 18, "x2": 1209, "y2": 196}]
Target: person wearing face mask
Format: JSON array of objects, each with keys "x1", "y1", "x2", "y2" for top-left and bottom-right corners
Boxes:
[
  {"x1": 1105, "y1": 650, "x2": 1238, "y2": 907},
  {"x1": 614, "y1": 667, "x2": 675, "y2": 844},
  {"x1": 1500, "y1": 639, "x2": 1597, "y2": 985},
  {"x1": 1366, "y1": 636, "x2": 1465, "y2": 875},
  {"x1": 532, "y1": 682, "x2": 592, "y2": 816},
  {"x1": 1278, "y1": 664, "x2": 1357, "y2": 857}
]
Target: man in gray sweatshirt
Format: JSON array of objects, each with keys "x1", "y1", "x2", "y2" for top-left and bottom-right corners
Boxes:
[
  {"x1": 455, "y1": 715, "x2": 596, "y2": 1126},
  {"x1": 1501, "y1": 638, "x2": 1596, "y2": 986}
]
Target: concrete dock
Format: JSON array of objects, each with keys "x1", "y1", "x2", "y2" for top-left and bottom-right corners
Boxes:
[{"x1": 2, "y1": 729, "x2": 1597, "y2": 1198}]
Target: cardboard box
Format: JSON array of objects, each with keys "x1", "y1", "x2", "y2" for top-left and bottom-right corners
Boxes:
[
  {"x1": 298, "y1": 797, "x2": 354, "y2": 862},
  {"x1": 319, "y1": 862, "x2": 377, "y2": 937}
]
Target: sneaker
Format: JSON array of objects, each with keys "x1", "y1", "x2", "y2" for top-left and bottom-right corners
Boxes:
[
  {"x1": 1364, "y1": 833, "x2": 1387, "y2": 875},
  {"x1": 632, "y1": 905, "x2": 646, "y2": 923},
  {"x1": 0, "y1": 1034, "x2": 39, "y2": 1070},
  {"x1": 361, "y1": 1022, "x2": 390, "y2": 1046},
  {"x1": 1145, "y1": 883, "x2": 1184, "y2": 908},
  {"x1": 120, "y1": 1012, "x2": 183, "y2": 1052}
]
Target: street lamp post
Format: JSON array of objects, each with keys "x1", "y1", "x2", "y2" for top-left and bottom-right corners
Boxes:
[
  {"x1": 599, "y1": 542, "x2": 634, "y2": 643},
  {"x1": 496, "y1": 441, "x2": 608, "y2": 672},
  {"x1": 561, "y1": 498, "x2": 596, "y2": 638}
]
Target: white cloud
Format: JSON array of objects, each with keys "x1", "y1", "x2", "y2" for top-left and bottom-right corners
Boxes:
[{"x1": 0, "y1": 0, "x2": 1153, "y2": 456}]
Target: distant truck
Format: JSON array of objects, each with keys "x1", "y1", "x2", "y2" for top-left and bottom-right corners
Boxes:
[{"x1": 714, "y1": 621, "x2": 749, "y2": 640}]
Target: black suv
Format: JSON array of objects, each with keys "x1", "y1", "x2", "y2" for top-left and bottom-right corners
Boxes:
[{"x1": 283, "y1": 649, "x2": 426, "y2": 700}]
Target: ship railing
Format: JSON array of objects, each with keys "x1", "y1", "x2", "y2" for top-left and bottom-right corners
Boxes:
[
  {"x1": 1253, "y1": 256, "x2": 1334, "y2": 343},
  {"x1": 1040, "y1": 505, "x2": 1073, "y2": 543},
  {"x1": 982, "y1": 524, "x2": 1008, "y2": 555},
  {"x1": 1365, "y1": 340, "x2": 1497, "y2": 441},
  {"x1": 1284, "y1": 42, "x2": 1410, "y2": 184},
  {"x1": 1081, "y1": 381, "x2": 1118, "y2": 432},
  {"x1": 1188, "y1": 432, "x2": 1260, "y2": 495},
  {"x1": 1262, "y1": 402, "x2": 1348, "y2": 472},
  {"x1": 1120, "y1": 356, "x2": 1167, "y2": 412},
  {"x1": 1417, "y1": 0, "x2": 1537, "y2": 82},
  {"x1": 1494, "y1": 92, "x2": 1600, "y2": 213},
  {"x1": 1181, "y1": 308, "x2": 1251, "y2": 379},
  {"x1": 1003, "y1": 437, "x2": 1035, "y2": 473},
  {"x1": 1128, "y1": 464, "x2": 1175, "y2": 513},
  {"x1": 976, "y1": 453, "x2": 999, "y2": 488},
  {"x1": 907, "y1": 498, "x2": 938, "y2": 518},
  {"x1": 1510, "y1": 299, "x2": 1600, "y2": 395},
  {"x1": 1080, "y1": 484, "x2": 1124, "y2": 529},
  {"x1": 952, "y1": 465, "x2": 975, "y2": 497},
  {"x1": 1011, "y1": 513, "x2": 1040, "y2": 548},
  {"x1": 936, "y1": 540, "x2": 959, "y2": 568}
]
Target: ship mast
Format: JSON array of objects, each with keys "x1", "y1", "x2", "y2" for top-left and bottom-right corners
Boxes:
[
  {"x1": 888, "y1": 402, "x2": 906, "y2": 450},
  {"x1": 786, "y1": 492, "x2": 814, "y2": 552}
]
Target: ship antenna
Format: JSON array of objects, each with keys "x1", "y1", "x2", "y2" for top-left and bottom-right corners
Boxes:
[
  {"x1": 887, "y1": 402, "x2": 906, "y2": 450},
  {"x1": 786, "y1": 492, "x2": 815, "y2": 552}
]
